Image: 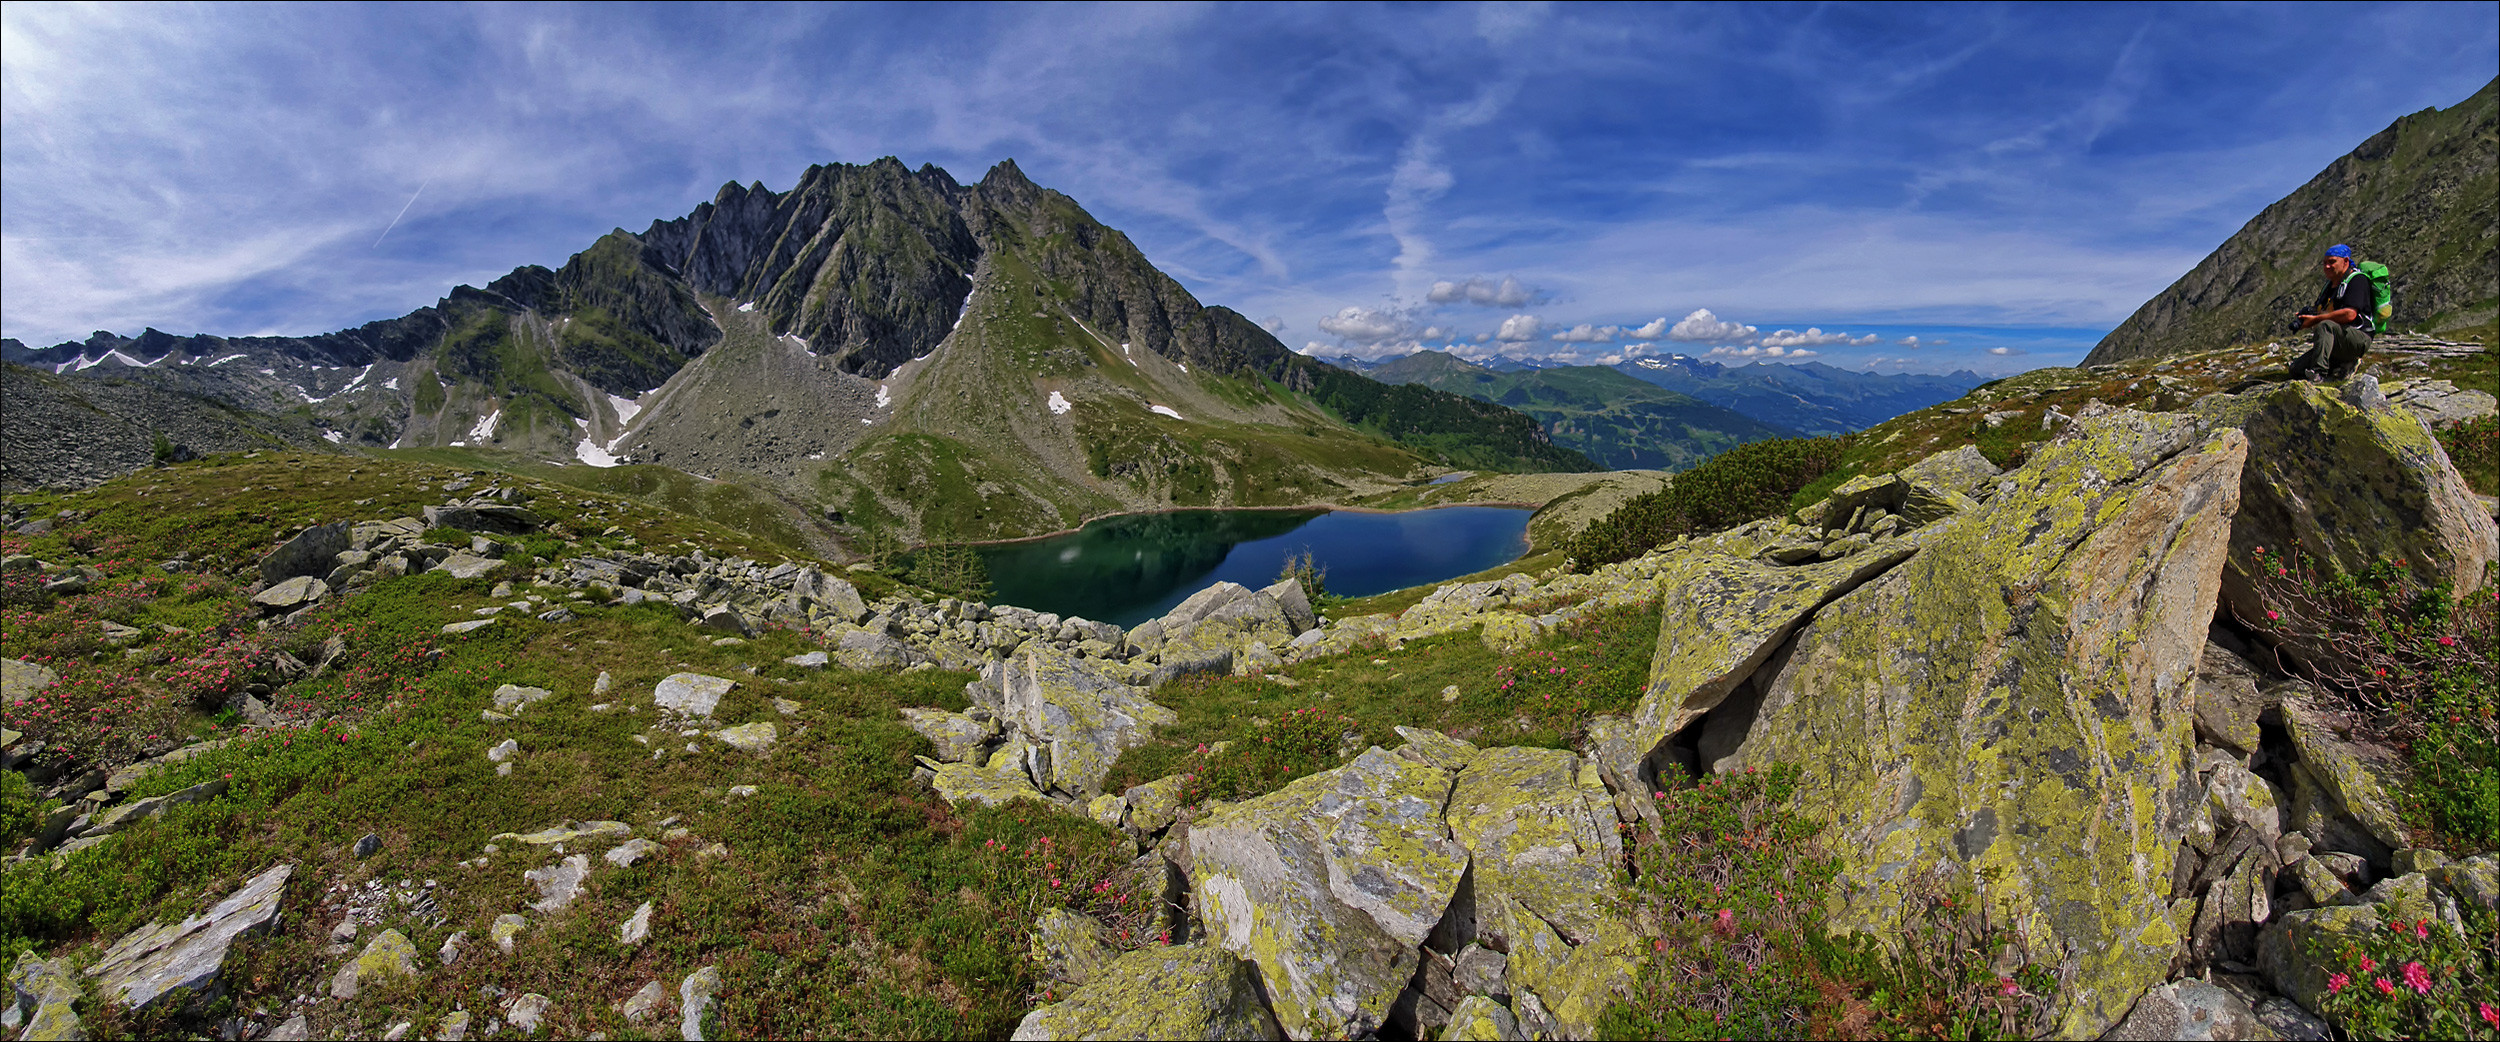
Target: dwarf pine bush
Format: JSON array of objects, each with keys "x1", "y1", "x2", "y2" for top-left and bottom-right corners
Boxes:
[{"x1": 1567, "y1": 437, "x2": 1842, "y2": 568}]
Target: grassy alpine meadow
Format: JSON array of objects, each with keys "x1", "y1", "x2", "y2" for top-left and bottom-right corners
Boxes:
[{"x1": 0, "y1": 455, "x2": 1144, "y2": 1039}]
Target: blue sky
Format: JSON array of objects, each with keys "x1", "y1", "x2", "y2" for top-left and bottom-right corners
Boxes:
[{"x1": 4, "y1": 3, "x2": 2493, "y2": 376}]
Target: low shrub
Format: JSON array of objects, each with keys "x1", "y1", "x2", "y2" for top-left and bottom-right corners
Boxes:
[
  {"x1": 1173, "y1": 706, "x2": 1362, "y2": 807},
  {"x1": 2306, "y1": 904, "x2": 2500, "y2": 1039},
  {"x1": 2436, "y1": 415, "x2": 2497, "y2": 497},
  {"x1": 2243, "y1": 547, "x2": 2498, "y2": 848},
  {"x1": 1567, "y1": 438, "x2": 1842, "y2": 568},
  {"x1": 1604, "y1": 765, "x2": 2058, "y2": 1040}
]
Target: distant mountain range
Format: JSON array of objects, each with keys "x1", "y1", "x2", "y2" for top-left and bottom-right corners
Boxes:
[
  {"x1": 1356, "y1": 351, "x2": 1796, "y2": 471},
  {"x1": 1611, "y1": 355, "x2": 1986, "y2": 437},
  {"x1": 4, "y1": 159, "x2": 1593, "y2": 542},
  {"x1": 1333, "y1": 350, "x2": 1983, "y2": 445},
  {"x1": 2088, "y1": 76, "x2": 2496, "y2": 364}
]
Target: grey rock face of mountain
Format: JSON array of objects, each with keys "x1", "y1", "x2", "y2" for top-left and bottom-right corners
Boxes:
[{"x1": 2087, "y1": 77, "x2": 2497, "y2": 365}]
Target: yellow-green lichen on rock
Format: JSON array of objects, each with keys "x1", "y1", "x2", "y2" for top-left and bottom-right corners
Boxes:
[
  {"x1": 918, "y1": 755, "x2": 1049, "y2": 808},
  {"x1": 2190, "y1": 380, "x2": 2497, "y2": 631},
  {"x1": 1010, "y1": 942, "x2": 1283, "y2": 1041},
  {"x1": 1723, "y1": 407, "x2": 2248, "y2": 1037},
  {"x1": 998, "y1": 643, "x2": 1178, "y2": 797},
  {"x1": 1605, "y1": 541, "x2": 1914, "y2": 831},
  {"x1": 1190, "y1": 747, "x2": 1467, "y2": 1040},
  {"x1": 1443, "y1": 746, "x2": 1637, "y2": 1039},
  {"x1": 7, "y1": 953, "x2": 82, "y2": 1042}
]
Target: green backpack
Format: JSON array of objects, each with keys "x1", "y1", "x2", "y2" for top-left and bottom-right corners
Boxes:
[{"x1": 2347, "y1": 260, "x2": 2395, "y2": 332}]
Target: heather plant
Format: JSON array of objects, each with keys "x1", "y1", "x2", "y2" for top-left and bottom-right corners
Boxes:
[
  {"x1": 2242, "y1": 546, "x2": 2499, "y2": 846},
  {"x1": 2436, "y1": 415, "x2": 2498, "y2": 496},
  {"x1": 2308, "y1": 904, "x2": 2500, "y2": 1039},
  {"x1": 1172, "y1": 706, "x2": 1363, "y2": 806},
  {"x1": 1604, "y1": 766, "x2": 2057, "y2": 1041}
]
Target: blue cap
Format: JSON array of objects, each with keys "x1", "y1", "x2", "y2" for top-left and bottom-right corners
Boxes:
[{"x1": 2325, "y1": 244, "x2": 2353, "y2": 259}]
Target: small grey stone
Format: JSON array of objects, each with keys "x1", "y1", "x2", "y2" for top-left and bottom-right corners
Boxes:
[
  {"x1": 441, "y1": 619, "x2": 497, "y2": 636},
  {"x1": 354, "y1": 833, "x2": 382, "y2": 859},
  {"x1": 492, "y1": 685, "x2": 554, "y2": 712},
  {"x1": 523, "y1": 855, "x2": 589, "y2": 913},
  {"x1": 490, "y1": 913, "x2": 527, "y2": 953},
  {"x1": 619, "y1": 901, "x2": 653, "y2": 946},
  {"x1": 486, "y1": 739, "x2": 520, "y2": 763},
  {"x1": 504, "y1": 992, "x2": 551, "y2": 1034},
  {"x1": 604, "y1": 838, "x2": 658, "y2": 868},
  {"x1": 435, "y1": 1009, "x2": 471, "y2": 1041},
  {"x1": 680, "y1": 965, "x2": 723, "y2": 1041},
  {"x1": 653, "y1": 673, "x2": 736, "y2": 718},
  {"x1": 251, "y1": 576, "x2": 329, "y2": 611},
  {"x1": 264, "y1": 1013, "x2": 311, "y2": 1040},
  {"x1": 382, "y1": 1021, "x2": 414, "y2": 1041},
  {"x1": 781, "y1": 651, "x2": 828, "y2": 669},
  {"x1": 617, "y1": 980, "x2": 667, "y2": 1026},
  {"x1": 711, "y1": 722, "x2": 777, "y2": 754},
  {"x1": 3, "y1": 657, "x2": 63, "y2": 704}
]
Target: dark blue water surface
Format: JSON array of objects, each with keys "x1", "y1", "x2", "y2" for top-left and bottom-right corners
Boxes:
[{"x1": 978, "y1": 506, "x2": 1534, "y2": 627}]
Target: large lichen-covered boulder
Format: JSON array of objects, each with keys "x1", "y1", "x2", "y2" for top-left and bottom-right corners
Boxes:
[
  {"x1": 2276, "y1": 698, "x2": 2410, "y2": 861},
  {"x1": 1011, "y1": 943, "x2": 1282, "y2": 1041},
  {"x1": 900, "y1": 707, "x2": 996, "y2": 764},
  {"x1": 1724, "y1": 407, "x2": 2248, "y2": 1037},
  {"x1": 1192, "y1": 747, "x2": 1469, "y2": 1040},
  {"x1": 998, "y1": 643, "x2": 1177, "y2": 798},
  {"x1": 1600, "y1": 543, "x2": 1912, "y2": 832},
  {"x1": 917, "y1": 756, "x2": 1049, "y2": 809},
  {"x1": 1897, "y1": 444, "x2": 2004, "y2": 500},
  {"x1": 88, "y1": 864, "x2": 294, "y2": 1010},
  {"x1": 1443, "y1": 748, "x2": 1622, "y2": 943},
  {"x1": 2191, "y1": 380, "x2": 2497, "y2": 631},
  {"x1": 1443, "y1": 747, "x2": 1635, "y2": 1040},
  {"x1": 1160, "y1": 582, "x2": 1300, "y2": 649}
]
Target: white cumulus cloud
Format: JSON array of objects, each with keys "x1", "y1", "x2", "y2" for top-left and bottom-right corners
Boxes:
[
  {"x1": 1496, "y1": 314, "x2": 1543, "y2": 341},
  {"x1": 1261, "y1": 315, "x2": 1286, "y2": 333},
  {"x1": 1988, "y1": 346, "x2": 2023, "y2": 356},
  {"x1": 1427, "y1": 275, "x2": 1534, "y2": 308},
  {"x1": 1628, "y1": 317, "x2": 1671, "y2": 338},
  {"x1": 1667, "y1": 309, "x2": 1760, "y2": 343},
  {"x1": 1708, "y1": 344, "x2": 1820, "y2": 359},
  {"x1": 1549, "y1": 323, "x2": 1615, "y2": 343},
  {"x1": 1420, "y1": 325, "x2": 1450, "y2": 340},
  {"x1": 1758, "y1": 327, "x2": 1880, "y2": 348},
  {"x1": 1316, "y1": 305, "x2": 1407, "y2": 344}
]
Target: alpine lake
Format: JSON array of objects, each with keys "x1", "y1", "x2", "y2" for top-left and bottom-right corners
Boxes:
[{"x1": 975, "y1": 506, "x2": 1534, "y2": 627}]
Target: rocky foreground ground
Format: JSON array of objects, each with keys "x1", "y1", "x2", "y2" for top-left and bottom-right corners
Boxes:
[{"x1": 3, "y1": 370, "x2": 2496, "y2": 1040}]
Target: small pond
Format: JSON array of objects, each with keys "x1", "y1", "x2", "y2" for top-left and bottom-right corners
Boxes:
[{"x1": 977, "y1": 506, "x2": 1534, "y2": 627}]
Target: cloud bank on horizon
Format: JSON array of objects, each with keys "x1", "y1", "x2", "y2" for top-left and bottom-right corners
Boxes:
[{"x1": 3, "y1": 3, "x2": 2493, "y2": 376}]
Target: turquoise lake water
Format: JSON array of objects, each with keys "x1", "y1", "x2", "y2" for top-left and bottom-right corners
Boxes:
[{"x1": 976, "y1": 506, "x2": 1534, "y2": 627}]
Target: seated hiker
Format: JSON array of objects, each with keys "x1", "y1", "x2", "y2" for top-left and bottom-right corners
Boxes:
[{"x1": 2288, "y1": 244, "x2": 2376, "y2": 381}]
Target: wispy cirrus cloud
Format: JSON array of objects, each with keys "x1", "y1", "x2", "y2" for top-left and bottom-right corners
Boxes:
[{"x1": 4, "y1": 1, "x2": 2491, "y2": 385}]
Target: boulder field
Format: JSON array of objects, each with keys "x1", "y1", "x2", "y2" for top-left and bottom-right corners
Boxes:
[
  {"x1": 918, "y1": 380, "x2": 2494, "y2": 1040},
  {"x1": 5, "y1": 376, "x2": 2492, "y2": 1040}
]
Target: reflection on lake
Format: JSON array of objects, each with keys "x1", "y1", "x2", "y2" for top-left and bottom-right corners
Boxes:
[{"x1": 978, "y1": 507, "x2": 1534, "y2": 627}]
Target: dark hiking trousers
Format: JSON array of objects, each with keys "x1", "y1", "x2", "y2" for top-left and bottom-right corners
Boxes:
[{"x1": 2291, "y1": 320, "x2": 2371, "y2": 379}]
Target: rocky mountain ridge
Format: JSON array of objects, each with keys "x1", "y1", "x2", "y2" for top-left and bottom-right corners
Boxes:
[
  {"x1": 2, "y1": 159, "x2": 1589, "y2": 544},
  {"x1": 2088, "y1": 76, "x2": 2498, "y2": 365}
]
